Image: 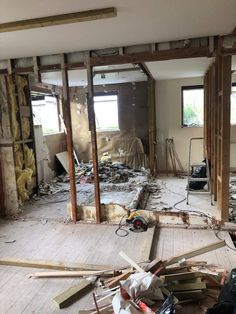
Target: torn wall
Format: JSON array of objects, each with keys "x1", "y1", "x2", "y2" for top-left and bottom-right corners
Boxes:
[
  {"x1": 0, "y1": 75, "x2": 19, "y2": 214},
  {"x1": 70, "y1": 82, "x2": 149, "y2": 168}
]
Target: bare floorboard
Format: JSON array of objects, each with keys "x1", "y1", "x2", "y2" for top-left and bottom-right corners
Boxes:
[
  {"x1": 0, "y1": 219, "x2": 235, "y2": 314},
  {"x1": 0, "y1": 219, "x2": 155, "y2": 313}
]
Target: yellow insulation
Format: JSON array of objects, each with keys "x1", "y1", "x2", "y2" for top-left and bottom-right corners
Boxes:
[
  {"x1": 8, "y1": 80, "x2": 20, "y2": 141},
  {"x1": 22, "y1": 117, "x2": 30, "y2": 139},
  {"x1": 15, "y1": 167, "x2": 33, "y2": 204},
  {"x1": 17, "y1": 75, "x2": 27, "y2": 107},
  {"x1": 14, "y1": 144, "x2": 23, "y2": 169},
  {"x1": 24, "y1": 144, "x2": 36, "y2": 175}
]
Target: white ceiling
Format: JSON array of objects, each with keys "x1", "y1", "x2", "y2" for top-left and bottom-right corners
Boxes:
[
  {"x1": 0, "y1": 0, "x2": 236, "y2": 59},
  {"x1": 146, "y1": 57, "x2": 214, "y2": 80},
  {"x1": 42, "y1": 64, "x2": 147, "y2": 86}
]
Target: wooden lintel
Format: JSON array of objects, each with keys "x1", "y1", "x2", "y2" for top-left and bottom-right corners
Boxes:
[
  {"x1": 89, "y1": 46, "x2": 212, "y2": 67},
  {"x1": 0, "y1": 7, "x2": 117, "y2": 33}
]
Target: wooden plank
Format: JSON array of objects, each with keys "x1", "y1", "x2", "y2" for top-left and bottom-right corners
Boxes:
[
  {"x1": 119, "y1": 251, "x2": 144, "y2": 272},
  {"x1": 166, "y1": 240, "x2": 226, "y2": 266},
  {"x1": 53, "y1": 280, "x2": 93, "y2": 309},
  {"x1": 163, "y1": 272, "x2": 203, "y2": 282},
  {"x1": 167, "y1": 282, "x2": 206, "y2": 292},
  {"x1": 29, "y1": 270, "x2": 114, "y2": 278},
  {"x1": 0, "y1": 258, "x2": 114, "y2": 271},
  {"x1": 0, "y1": 8, "x2": 117, "y2": 33},
  {"x1": 61, "y1": 54, "x2": 77, "y2": 222},
  {"x1": 105, "y1": 271, "x2": 133, "y2": 289}
]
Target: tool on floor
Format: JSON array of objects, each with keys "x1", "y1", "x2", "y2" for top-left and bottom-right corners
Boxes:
[
  {"x1": 115, "y1": 210, "x2": 148, "y2": 237},
  {"x1": 186, "y1": 137, "x2": 213, "y2": 205},
  {"x1": 126, "y1": 211, "x2": 148, "y2": 232}
]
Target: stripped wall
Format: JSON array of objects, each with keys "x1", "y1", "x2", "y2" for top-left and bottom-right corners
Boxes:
[{"x1": 70, "y1": 82, "x2": 149, "y2": 164}]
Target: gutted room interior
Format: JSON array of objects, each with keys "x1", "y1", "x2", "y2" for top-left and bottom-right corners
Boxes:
[{"x1": 0, "y1": 1, "x2": 236, "y2": 313}]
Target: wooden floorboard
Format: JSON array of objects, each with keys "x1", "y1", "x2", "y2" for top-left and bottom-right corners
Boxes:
[{"x1": 0, "y1": 219, "x2": 155, "y2": 313}]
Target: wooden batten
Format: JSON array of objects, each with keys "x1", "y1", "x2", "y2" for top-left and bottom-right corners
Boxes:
[{"x1": 0, "y1": 8, "x2": 117, "y2": 33}]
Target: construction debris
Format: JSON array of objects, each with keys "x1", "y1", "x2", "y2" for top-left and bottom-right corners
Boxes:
[
  {"x1": 53, "y1": 279, "x2": 93, "y2": 309},
  {"x1": 58, "y1": 161, "x2": 149, "y2": 184}
]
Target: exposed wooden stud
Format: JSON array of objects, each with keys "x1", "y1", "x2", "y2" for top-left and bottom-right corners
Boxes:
[
  {"x1": 86, "y1": 54, "x2": 101, "y2": 223},
  {"x1": 0, "y1": 7, "x2": 117, "y2": 33},
  {"x1": 137, "y1": 62, "x2": 154, "y2": 80},
  {"x1": 148, "y1": 78, "x2": 157, "y2": 175},
  {"x1": 61, "y1": 54, "x2": 77, "y2": 222},
  {"x1": 33, "y1": 56, "x2": 41, "y2": 83},
  {"x1": 0, "y1": 154, "x2": 6, "y2": 216}
]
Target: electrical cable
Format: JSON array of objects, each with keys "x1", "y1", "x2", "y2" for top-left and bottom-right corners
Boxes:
[
  {"x1": 163, "y1": 182, "x2": 236, "y2": 252},
  {"x1": 115, "y1": 213, "x2": 129, "y2": 237}
]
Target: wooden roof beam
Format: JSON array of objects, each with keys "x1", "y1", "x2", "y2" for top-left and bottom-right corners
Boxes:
[{"x1": 0, "y1": 7, "x2": 117, "y2": 33}]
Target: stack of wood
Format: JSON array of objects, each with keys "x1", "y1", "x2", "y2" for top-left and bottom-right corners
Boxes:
[{"x1": 0, "y1": 239, "x2": 228, "y2": 312}]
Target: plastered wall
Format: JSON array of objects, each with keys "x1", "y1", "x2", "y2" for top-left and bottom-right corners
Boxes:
[
  {"x1": 70, "y1": 82, "x2": 149, "y2": 162},
  {"x1": 156, "y1": 77, "x2": 204, "y2": 172}
]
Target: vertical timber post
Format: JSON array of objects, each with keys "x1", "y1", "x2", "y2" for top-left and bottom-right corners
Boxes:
[
  {"x1": 61, "y1": 54, "x2": 77, "y2": 222},
  {"x1": 148, "y1": 78, "x2": 156, "y2": 176},
  {"x1": 86, "y1": 54, "x2": 101, "y2": 223}
]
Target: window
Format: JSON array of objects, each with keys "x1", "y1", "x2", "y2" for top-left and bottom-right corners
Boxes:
[
  {"x1": 181, "y1": 86, "x2": 204, "y2": 127},
  {"x1": 32, "y1": 96, "x2": 60, "y2": 134},
  {"x1": 231, "y1": 84, "x2": 236, "y2": 125},
  {"x1": 93, "y1": 94, "x2": 119, "y2": 131}
]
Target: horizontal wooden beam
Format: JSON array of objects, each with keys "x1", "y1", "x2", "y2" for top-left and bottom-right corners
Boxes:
[
  {"x1": 0, "y1": 7, "x2": 117, "y2": 33},
  {"x1": 89, "y1": 46, "x2": 212, "y2": 66}
]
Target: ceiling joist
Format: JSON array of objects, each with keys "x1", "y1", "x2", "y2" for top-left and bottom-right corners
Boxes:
[{"x1": 0, "y1": 7, "x2": 117, "y2": 33}]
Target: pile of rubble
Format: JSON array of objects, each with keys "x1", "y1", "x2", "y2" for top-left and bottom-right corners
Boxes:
[
  {"x1": 229, "y1": 176, "x2": 236, "y2": 221},
  {"x1": 58, "y1": 161, "x2": 149, "y2": 184}
]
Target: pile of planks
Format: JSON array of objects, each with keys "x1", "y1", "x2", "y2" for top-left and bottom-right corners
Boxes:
[{"x1": 0, "y1": 239, "x2": 228, "y2": 312}]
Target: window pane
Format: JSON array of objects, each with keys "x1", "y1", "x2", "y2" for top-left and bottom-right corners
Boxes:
[
  {"x1": 183, "y1": 88, "x2": 204, "y2": 127},
  {"x1": 32, "y1": 96, "x2": 60, "y2": 134},
  {"x1": 94, "y1": 95, "x2": 119, "y2": 131}
]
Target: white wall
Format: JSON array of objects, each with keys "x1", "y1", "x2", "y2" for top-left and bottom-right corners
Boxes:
[{"x1": 156, "y1": 77, "x2": 204, "y2": 172}]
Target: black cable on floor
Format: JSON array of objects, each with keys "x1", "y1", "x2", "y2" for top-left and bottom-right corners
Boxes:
[
  {"x1": 115, "y1": 213, "x2": 129, "y2": 237},
  {"x1": 164, "y1": 183, "x2": 236, "y2": 252}
]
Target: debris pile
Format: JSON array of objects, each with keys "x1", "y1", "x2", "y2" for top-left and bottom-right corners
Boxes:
[
  {"x1": 229, "y1": 176, "x2": 236, "y2": 221},
  {"x1": 0, "y1": 239, "x2": 227, "y2": 313},
  {"x1": 58, "y1": 161, "x2": 149, "y2": 184}
]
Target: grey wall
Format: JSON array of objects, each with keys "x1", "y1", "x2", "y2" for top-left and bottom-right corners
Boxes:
[{"x1": 70, "y1": 81, "x2": 149, "y2": 162}]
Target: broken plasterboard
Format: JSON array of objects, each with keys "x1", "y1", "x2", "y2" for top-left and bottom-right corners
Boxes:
[{"x1": 56, "y1": 151, "x2": 69, "y2": 173}]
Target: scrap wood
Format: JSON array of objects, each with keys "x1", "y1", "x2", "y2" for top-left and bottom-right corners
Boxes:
[
  {"x1": 144, "y1": 258, "x2": 163, "y2": 273},
  {"x1": 119, "y1": 251, "x2": 144, "y2": 272},
  {"x1": 167, "y1": 281, "x2": 206, "y2": 292},
  {"x1": 0, "y1": 257, "x2": 114, "y2": 271},
  {"x1": 53, "y1": 280, "x2": 93, "y2": 309},
  {"x1": 104, "y1": 270, "x2": 133, "y2": 289},
  {"x1": 161, "y1": 271, "x2": 204, "y2": 282},
  {"x1": 165, "y1": 240, "x2": 226, "y2": 266},
  {"x1": 29, "y1": 269, "x2": 116, "y2": 278},
  {"x1": 174, "y1": 290, "x2": 205, "y2": 301}
]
